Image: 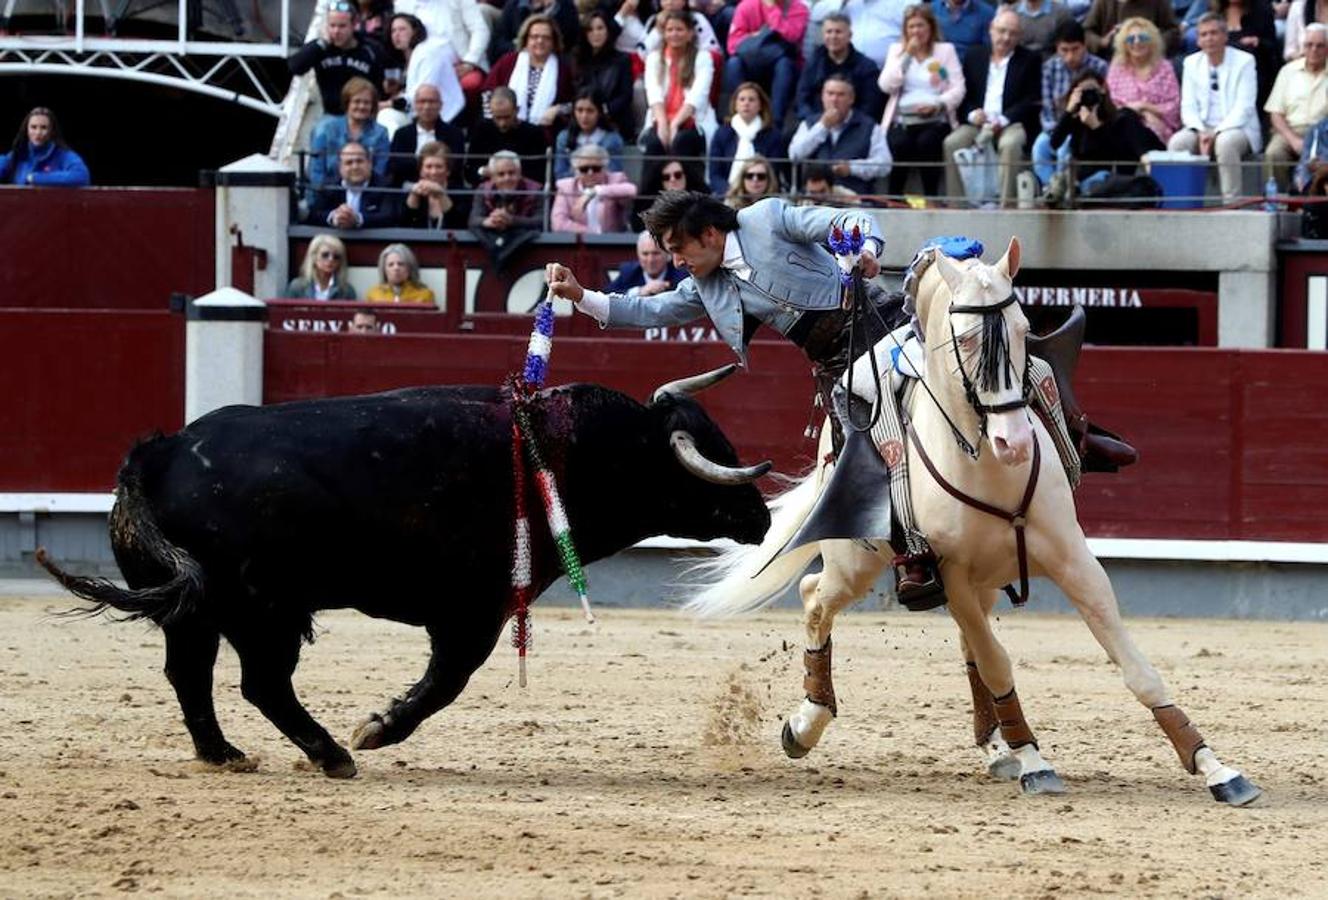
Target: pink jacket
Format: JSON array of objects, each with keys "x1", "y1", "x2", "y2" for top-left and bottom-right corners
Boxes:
[
  {"x1": 1106, "y1": 60, "x2": 1181, "y2": 144},
  {"x1": 551, "y1": 172, "x2": 637, "y2": 234},
  {"x1": 877, "y1": 42, "x2": 965, "y2": 130},
  {"x1": 726, "y1": 0, "x2": 809, "y2": 60}
]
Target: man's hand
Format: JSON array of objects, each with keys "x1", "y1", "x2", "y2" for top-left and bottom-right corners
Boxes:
[
  {"x1": 968, "y1": 109, "x2": 988, "y2": 127},
  {"x1": 820, "y1": 107, "x2": 846, "y2": 129},
  {"x1": 831, "y1": 161, "x2": 851, "y2": 177},
  {"x1": 1199, "y1": 130, "x2": 1215, "y2": 157},
  {"x1": 859, "y1": 248, "x2": 881, "y2": 279},
  {"x1": 640, "y1": 277, "x2": 669, "y2": 296},
  {"x1": 1291, "y1": 133, "x2": 1306, "y2": 155},
  {"x1": 545, "y1": 263, "x2": 585, "y2": 303},
  {"x1": 331, "y1": 204, "x2": 358, "y2": 229}
]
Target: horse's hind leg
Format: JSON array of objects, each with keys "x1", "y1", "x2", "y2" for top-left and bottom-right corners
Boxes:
[
  {"x1": 351, "y1": 614, "x2": 504, "y2": 751},
  {"x1": 783, "y1": 539, "x2": 889, "y2": 759},
  {"x1": 947, "y1": 579, "x2": 1065, "y2": 795},
  {"x1": 163, "y1": 618, "x2": 246, "y2": 766},
  {"x1": 229, "y1": 620, "x2": 357, "y2": 779},
  {"x1": 1047, "y1": 545, "x2": 1260, "y2": 806},
  {"x1": 959, "y1": 591, "x2": 1019, "y2": 781}
]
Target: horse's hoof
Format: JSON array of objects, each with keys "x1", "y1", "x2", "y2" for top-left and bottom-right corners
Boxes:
[
  {"x1": 1020, "y1": 769, "x2": 1067, "y2": 795},
  {"x1": 1210, "y1": 774, "x2": 1262, "y2": 807},
  {"x1": 322, "y1": 756, "x2": 358, "y2": 779},
  {"x1": 350, "y1": 717, "x2": 386, "y2": 751},
  {"x1": 781, "y1": 721, "x2": 811, "y2": 759},
  {"x1": 988, "y1": 753, "x2": 1022, "y2": 782}
]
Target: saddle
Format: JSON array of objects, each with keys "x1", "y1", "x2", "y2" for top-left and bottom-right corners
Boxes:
[{"x1": 1026, "y1": 306, "x2": 1138, "y2": 473}]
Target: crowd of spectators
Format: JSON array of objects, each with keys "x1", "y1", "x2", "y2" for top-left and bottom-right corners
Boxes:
[{"x1": 278, "y1": 0, "x2": 1328, "y2": 299}]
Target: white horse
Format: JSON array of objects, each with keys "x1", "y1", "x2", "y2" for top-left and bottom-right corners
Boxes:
[{"x1": 688, "y1": 237, "x2": 1261, "y2": 806}]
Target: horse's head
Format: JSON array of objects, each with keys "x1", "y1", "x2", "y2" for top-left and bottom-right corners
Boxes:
[{"x1": 917, "y1": 237, "x2": 1033, "y2": 466}]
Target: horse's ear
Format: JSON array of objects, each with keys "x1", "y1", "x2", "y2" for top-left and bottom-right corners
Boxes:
[
  {"x1": 934, "y1": 254, "x2": 967, "y2": 295},
  {"x1": 999, "y1": 237, "x2": 1022, "y2": 279}
]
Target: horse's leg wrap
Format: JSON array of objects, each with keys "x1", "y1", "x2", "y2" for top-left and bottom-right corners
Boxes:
[
  {"x1": 802, "y1": 638, "x2": 837, "y2": 717},
  {"x1": 965, "y1": 661, "x2": 1000, "y2": 746},
  {"x1": 1152, "y1": 704, "x2": 1207, "y2": 775},
  {"x1": 992, "y1": 687, "x2": 1037, "y2": 751}
]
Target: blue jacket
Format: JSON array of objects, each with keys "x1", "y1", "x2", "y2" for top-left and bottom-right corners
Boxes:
[
  {"x1": 597, "y1": 198, "x2": 883, "y2": 364},
  {"x1": 606, "y1": 260, "x2": 687, "y2": 295},
  {"x1": 931, "y1": 0, "x2": 995, "y2": 64},
  {"x1": 794, "y1": 44, "x2": 885, "y2": 123},
  {"x1": 308, "y1": 116, "x2": 391, "y2": 190},
  {"x1": 707, "y1": 124, "x2": 789, "y2": 195},
  {"x1": 0, "y1": 142, "x2": 90, "y2": 186}
]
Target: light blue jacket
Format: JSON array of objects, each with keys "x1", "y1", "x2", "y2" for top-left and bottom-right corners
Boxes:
[
  {"x1": 307, "y1": 115, "x2": 391, "y2": 189},
  {"x1": 602, "y1": 198, "x2": 883, "y2": 364}
]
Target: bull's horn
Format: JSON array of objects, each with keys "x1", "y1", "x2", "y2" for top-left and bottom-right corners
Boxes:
[
  {"x1": 651, "y1": 364, "x2": 739, "y2": 404},
  {"x1": 670, "y1": 431, "x2": 772, "y2": 485}
]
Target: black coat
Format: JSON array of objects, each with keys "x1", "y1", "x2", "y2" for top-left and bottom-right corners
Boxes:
[
  {"x1": 307, "y1": 176, "x2": 400, "y2": 228},
  {"x1": 387, "y1": 119, "x2": 467, "y2": 187},
  {"x1": 574, "y1": 49, "x2": 637, "y2": 137},
  {"x1": 957, "y1": 45, "x2": 1043, "y2": 144},
  {"x1": 465, "y1": 119, "x2": 549, "y2": 186},
  {"x1": 1049, "y1": 107, "x2": 1164, "y2": 178},
  {"x1": 794, "y1": 44, "x2": 885, "y2": 123}
]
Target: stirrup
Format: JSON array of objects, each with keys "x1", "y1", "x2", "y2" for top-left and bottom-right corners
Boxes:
[{"x1": 892, "y1": 551, "x2": 947, "y2": 612}]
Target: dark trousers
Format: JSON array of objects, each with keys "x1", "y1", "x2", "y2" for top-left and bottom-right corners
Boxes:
[{"x1": 887, "y1": 121, "x2": 951, "y2": 197}]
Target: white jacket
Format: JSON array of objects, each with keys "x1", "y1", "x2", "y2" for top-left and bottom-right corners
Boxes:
[
  {"x1": 642, "y1": 46, "x2": 718, "y2": 138},
  {"x1": 1178, "y1": 46, "x2": 1263, "y2": 154},
  {"x1": 397, "y1": 0, "x2": 491, "y2": 70}
]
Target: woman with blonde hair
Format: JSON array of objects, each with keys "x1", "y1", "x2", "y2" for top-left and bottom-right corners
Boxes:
[
  {"x1": 877, "y1": 3, "x2": 964, "y2": 197},
  {"x1": 366, "y1": 243, "x2": 436, "y2": 305},
  {"x1": 723, "y1": 155, "x2": 779, "y2": 209},
  {"x1": 285, "y1": 234, "x2": 357, "y2": 300},
  {"x1": 1106, "y1": 17, "x2": 1181, "y2": 143}
]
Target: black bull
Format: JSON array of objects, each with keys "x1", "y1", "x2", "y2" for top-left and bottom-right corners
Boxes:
[{"x1": 39, "y1": 367, "x2": 771, "y2": 778}]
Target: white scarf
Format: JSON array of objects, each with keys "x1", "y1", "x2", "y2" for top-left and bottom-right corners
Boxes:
[
  {"x1": 509, "y1": 51, "x2": 560, "y2": 123},
  {"x1": 727, "y1": 114, "x2": 764, "y2": 188}
]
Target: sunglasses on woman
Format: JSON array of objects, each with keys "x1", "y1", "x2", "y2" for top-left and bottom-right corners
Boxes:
[
  {"x1": 1124, "y1": 33, "x2": 1152, "y2": 45},
  {"x1": 577, "y1": 164, "x2": 604, "y2": 174},
  {"x1": 318, "y1": 250, "x2": 342, "y2": 260},
  {"x1": 662, "y1": 169, "x2": 686, "y2": 181},
  {"x1": 744, "y1": 171, "x2": 769, "y2": 182}
]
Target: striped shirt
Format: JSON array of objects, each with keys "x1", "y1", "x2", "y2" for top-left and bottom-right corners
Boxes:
[{"x1": 1040, "y1": 53, "x2": 1109, "y2": 133}]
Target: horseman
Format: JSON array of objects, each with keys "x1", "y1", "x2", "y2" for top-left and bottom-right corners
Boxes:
[{"x1": 545, "y1": 190, "x2": 1131, "y2": 608}]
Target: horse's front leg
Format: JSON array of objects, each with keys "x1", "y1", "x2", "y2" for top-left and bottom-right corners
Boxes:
[
  {"x1": 782, "y1": 538, "x2": 889, "y2": 759},
  {"x1": 946, "y1": 574, "x2": 1066, "y2": 795},
  {"x1": 958, "y1": 590, "x2": 1021, "y2": 781},
  {"x1": 1044, "y1": 541, "x2": 1262, "y2": 806}
]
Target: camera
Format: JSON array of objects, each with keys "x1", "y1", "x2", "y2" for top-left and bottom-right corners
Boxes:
[{"x1": 1079, "y1": 87, "x2": 1102, "y2": 108}]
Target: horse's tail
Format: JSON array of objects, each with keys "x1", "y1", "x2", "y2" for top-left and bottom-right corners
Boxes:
[
  {"x1": 683, "y1": 467, "x2": 825, "y2": 618},
  {"x1": 37, "y1": 450, "x2": 203, "y2": 626}
]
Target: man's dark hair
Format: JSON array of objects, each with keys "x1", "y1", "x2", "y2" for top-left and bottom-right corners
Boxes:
[
  {"x1": 1051, "y1": 19, "x2": 1086, "y2": 47},
  {"x1": 802, "y1": 163, "x2": 835, "y2": 186},
  {"x1": 641, "y1": 191, "x2": 739, "y2": 247}
]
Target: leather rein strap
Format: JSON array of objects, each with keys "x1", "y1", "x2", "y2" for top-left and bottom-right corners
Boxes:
[{"x1": 905, "y1": 421, "x2": 1042, "y2": 606}]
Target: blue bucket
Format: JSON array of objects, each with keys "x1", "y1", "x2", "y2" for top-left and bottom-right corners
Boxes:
[{"x1": 1147, "y1": 153, "x2": 1208, "y2": 209}]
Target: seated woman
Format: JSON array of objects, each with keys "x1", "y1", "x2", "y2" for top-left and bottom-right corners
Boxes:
[
  {"x1": 1107, "y1": 17, "x2": 1181, "y2": 145},
  {"x1": 554, "y1": 88, "x2": 626, "y2": 180},
  {"x1": 708, "y1": 82, "x2": 787, "y2": 195},
  {"x1": 723, "y1": 155, "x2": 780, "y2": 210},
  {"x1": 573, "y1": 10, "x2": 636, "y2": 138},
  {"x1": 640, "y1": 12, "x2": 715, "y2": 186},
  {"x1": 638, "y1": 0, "x2": 722, "y2": 55},
  {"x1": 402, "y1": 142, "x2": 468, "y2": 229},
  {"x1": 483, "y1": 14, "x2": 575, "y2": 130},
  {"x1": 1046, "y1": 72, "x2": 1164, "y2": 201},
  {"x1": 468, "y1": 149, "x2": 545, "y2": 270},
  {"x1": 378, "y1": 13, "x2": 466, "y2": 135},
  {"x1": 309, "y1": 77, "x2": 391, "y2": 191},
  {"x1": 551, "y1": 143, "x2": 638, "y2": 233},
  {"x1": 0, "y1": 106, "x2": 90, "y2": 186},
  {"x1": 366, "y1": 242, "x2": 436, "y2": 305},
  {"x1": 630, "y1": 155, "x2": 708, "y2": 230},
  {"x1": 285, "y1": 234, "x2": 357, "y2": 300},
  {"x1": 877, "y1": 4, "x2": 964, "y2": 198}
]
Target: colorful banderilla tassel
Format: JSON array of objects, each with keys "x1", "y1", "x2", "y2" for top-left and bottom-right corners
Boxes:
[{"x1": 510, "y1": 419, "x2": 533, "y2": 687}]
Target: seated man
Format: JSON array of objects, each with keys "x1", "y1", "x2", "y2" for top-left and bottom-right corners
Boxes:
[
  {"x1": 388, "y1": 83, "x2": 467, "y2": 188},
  {"x1": 287, "y1": 1, "x2": 386, "y2": 116},
  {"x1": 1264, "y1": 24, "x2": 1328, "y2": 190},
  {"x1": 464, "y1": 86, "x2": 548, "y2": 185},
  {"x1": 1032, "y1": 20, "x2": 1108, "y2": 189},
  {"x1": 788, "y1": 75, "x2": 893, "y2": 196},
  {"x1": 797, "y1": 162, "x2": 862, "y2": 205},
  {"x1": 468, "y1": 150, "x2": 544, "y2": 269},
  {"x1": 1167, "y1": 13, "x2": 1262, "y2": 203},
  {"x1": 308, "y1": 141, "x2": 399, "y2": 228},
  {"x1": 943, "y1": 9, "x2": 1042, "y2": 206},
  {"x1": 605, "y1": 231, "x2": 686, "y2": 297},
  {"x1": 550, "y1": 144, "x2": 638, "y2": 234},
  {"x1": 794, "y1": 14, "x2": 886, "y2": 123}
]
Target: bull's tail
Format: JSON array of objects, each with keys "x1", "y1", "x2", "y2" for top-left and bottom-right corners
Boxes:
[
  {"x1": 37, "y1": 465, "x2": 203, "y2": 626},
  {"x1": 683, "y1": 464, "x2": 826, "y2": 618}
]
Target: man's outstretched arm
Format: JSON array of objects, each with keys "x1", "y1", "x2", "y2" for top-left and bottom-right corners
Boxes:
[{"x1": 546, "y1": 263, "x2": 707, "y2": 328}]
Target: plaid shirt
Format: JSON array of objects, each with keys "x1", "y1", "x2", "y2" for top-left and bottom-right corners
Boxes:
[{"x1": 1041, "y1": 54, "x2": 1109, "y2": 133}]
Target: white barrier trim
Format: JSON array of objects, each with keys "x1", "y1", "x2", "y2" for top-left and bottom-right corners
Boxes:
[{"x1": 3, "y1": 495, "x2": 1326, "y2": 563}]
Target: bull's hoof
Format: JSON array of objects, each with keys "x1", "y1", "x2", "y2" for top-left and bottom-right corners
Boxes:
[
  {"x1": 781, "y1": 721, "x2": 811, "y2": 759},
  {"x1": 322, "y1": 755, "x2": 358, "y2": 779},
  {"x1": 198, "y1": 742, "x2": 248, "y2": 766},
  {"x1": 988, "y1": 753, "x2": 1022, "y2": 782},
  {"x1": 1210, "y1": 774, "x2": 1262, "y2": 807},
  {"x1": 350, "y1": 716, "x2": 386, "y2": 751},
  {"x1": 1020, "y1": 769, "x2": 1067, "y2": 795}
]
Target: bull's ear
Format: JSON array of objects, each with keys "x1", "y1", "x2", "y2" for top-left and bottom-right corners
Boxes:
[
  {"x1": 998, "y1": 237, "x2": 1022, "y2": 279},
  {"x1": 934, "y1": 253, "x2": 966, "y2": 295}
]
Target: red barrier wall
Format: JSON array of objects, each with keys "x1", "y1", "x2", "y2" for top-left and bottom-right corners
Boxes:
[
  {"x1": 0, "y1": 310, "x2": 184, "y2": 491},
  {"x1": 0, "y1": 188, "x2": 214, "y2": 310}
]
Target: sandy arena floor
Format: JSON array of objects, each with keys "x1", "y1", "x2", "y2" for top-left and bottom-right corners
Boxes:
[{"x1": 0, "y1": 591, "x2": 1325, "y2": 898}]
